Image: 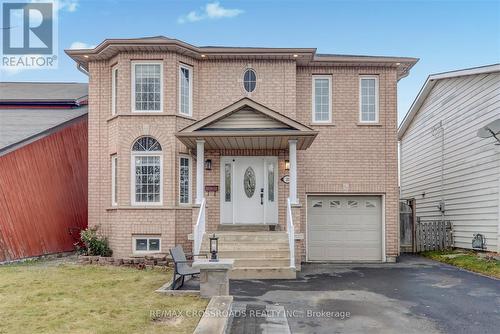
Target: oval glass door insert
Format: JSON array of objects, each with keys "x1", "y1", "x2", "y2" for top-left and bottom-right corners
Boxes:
[{"x1": 243, "y1": 167, "x2": 256, "y2": 198}]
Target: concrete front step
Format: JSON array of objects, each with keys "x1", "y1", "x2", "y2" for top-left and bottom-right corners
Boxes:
[
  {"x1": 233, "y1": 258, "x2": 291, "y2": 267},
  {"x1": 218, "y1": 224, "x2": 279, "y2": 232},
  {"x1": 201, "y1": 231, "x2": 294, "y2": 279},
  {"x1": 212, "y1": 250, "x2": 290, "y2": 259},
  {"x1": 201, "y1": 243, "x2": 289, "y2": 251},
  {"x1": 204, "y1": 232, "x2": 288, "y2": 242},
  {"x1": 229, "y1": 267, "x2": 296, "y2": 280}
]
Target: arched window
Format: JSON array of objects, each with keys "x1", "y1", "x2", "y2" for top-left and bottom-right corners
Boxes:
[
  {"x1": 132, "y1": 137, "x2": 162, "y2": 152},
  {"x1": 131, "y1": 136, "x2": 162, "y2": 205},
  {"x1": 243, "y1": 69, "x2": 256, "y2": 93}
]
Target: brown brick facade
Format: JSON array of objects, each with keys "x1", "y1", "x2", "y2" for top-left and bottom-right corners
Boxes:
[{"x1": 87, "y1": 50, "x2": 400, "y2": 261}]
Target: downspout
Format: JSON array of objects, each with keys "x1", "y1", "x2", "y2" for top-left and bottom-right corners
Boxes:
[{"x1": 77, "y1": 62, "x2": 89, "y2": 76}]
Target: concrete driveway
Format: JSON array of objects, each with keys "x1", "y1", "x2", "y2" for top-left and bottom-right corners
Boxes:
[{"x1": 229, "y1": 255, "x2": 500, "y2": 334}]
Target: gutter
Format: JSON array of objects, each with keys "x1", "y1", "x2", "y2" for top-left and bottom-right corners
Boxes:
[{"x1": 77, "y1": 62, "x2": 89, "y2": 76}]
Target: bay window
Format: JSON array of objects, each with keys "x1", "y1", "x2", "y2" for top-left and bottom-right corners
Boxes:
[
  {"x1": 179, "y1": 155, "x2": 191, "y2": 204},
  {"x1": 179, "y1": 64, "x2": 193, "y2": 116},
  {"x1": 131, "y1": 137, "x2": 162, "y2": 205},
  {"x1": 132, "y1": 62, "x2": 163, "y2": 112}
]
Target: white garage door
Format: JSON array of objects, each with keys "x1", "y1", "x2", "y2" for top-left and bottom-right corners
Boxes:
[{"x1": 307, "y1": 196, "x2": 382, "y2": 261}]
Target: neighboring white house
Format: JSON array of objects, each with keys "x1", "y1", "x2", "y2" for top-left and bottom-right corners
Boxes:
[{"x1": 398, "y1": 64, "x2": 500, "y2": 252}]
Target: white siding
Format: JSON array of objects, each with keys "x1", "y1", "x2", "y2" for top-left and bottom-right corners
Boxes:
[{"x1": 400, "y1": 72, "x2": 500, "y2": 251}]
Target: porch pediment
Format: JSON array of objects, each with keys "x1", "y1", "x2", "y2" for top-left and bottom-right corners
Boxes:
[{"x1": 175, "y1": 98, "x2": 318, "y2": 150}]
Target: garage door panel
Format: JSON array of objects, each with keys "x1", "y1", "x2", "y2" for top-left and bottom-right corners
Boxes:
[{"x1": 308, "y1": 195, "x2": 382, "y2": 261}]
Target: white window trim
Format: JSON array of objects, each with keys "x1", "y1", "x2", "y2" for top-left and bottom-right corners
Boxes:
[
  {"x1": 130, "y1": 151, "x2": 163, "y2": 206},
  {"x1": 111, "y1": 66, "x2": 118, "y2": 115},
  {"x1": 178, "y1": 64, "x2": 193, "y2": 117},
  {"x1": 178, "y1": 154, "x2": 192, "y2": 205},
  {"x1": 131, "y1": 61, "x2": 164, "y2": 113},
  {"x1": 311, "y1": 75, "x2": 332, "y2": 123},
  {"x1": 111, "y1": 154, "x2": 117, "y2": 206},
  {"x1": 359, "y1": 75, "x2": 379, "y2": 124},
  {"x1": 243, "y1": 68, "x2": 257, "y2": 93},
  {"x1": 132, "y1": 235, "x2": 161, "y2": 254}
]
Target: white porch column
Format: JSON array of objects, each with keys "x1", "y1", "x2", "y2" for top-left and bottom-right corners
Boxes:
[
  {"x1": 289, "y1": 139, "x2": 298, "y2": 205},
  {"x1": 196, "y1": 140, "x2": 205, "y2": 204}
]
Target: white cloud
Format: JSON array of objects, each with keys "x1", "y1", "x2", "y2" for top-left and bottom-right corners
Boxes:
[
  {"x1": 205, "y1": 2, "x2": 242, "y2": 19},
  {"x1": 69, "y1": 41, "x2": 95, "y2": 49},
  {"x1": 178, "y1": 2, "x2": 243, "y2": 24},
  {"x1": 60, "y1": 0, "x2": 79, "y2": 12},
  {"x1": 30, "y1": 0, "x2": 79, "y2": 13}
]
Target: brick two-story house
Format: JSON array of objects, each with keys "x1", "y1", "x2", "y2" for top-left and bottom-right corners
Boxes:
[{"x1": 67, "y1": 36, "x2": 417, "y2": 278}]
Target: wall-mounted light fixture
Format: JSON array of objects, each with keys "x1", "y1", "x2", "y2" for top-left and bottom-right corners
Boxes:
[
  {"x1": 285, "y1": 160, "x2": 290, "y2": 171},
  {"x1": 204, "y1": 159, "x2": 212, "y2": 170}
]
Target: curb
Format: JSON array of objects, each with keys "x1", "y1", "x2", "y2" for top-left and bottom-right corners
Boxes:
[{"x1": 194, "y1": 296, "x2": 233, "y2": 334}]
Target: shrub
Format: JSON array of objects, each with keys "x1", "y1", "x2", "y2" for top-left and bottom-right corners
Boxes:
[{"x1": 79, "y1": 227, "x2": 113, "y2": 257}]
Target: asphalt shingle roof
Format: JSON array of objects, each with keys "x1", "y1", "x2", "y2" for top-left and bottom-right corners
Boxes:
[
  {"x1": 0, "y1": 82, "x2": 88, "y2": 154},
  {"x1": 0, "y1": 82, "x2": 87, "y2": 102}
]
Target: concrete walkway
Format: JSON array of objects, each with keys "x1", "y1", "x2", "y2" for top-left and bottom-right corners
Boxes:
[{"x1": 229, "y1": 255, "x2": 500, "y2": 334}]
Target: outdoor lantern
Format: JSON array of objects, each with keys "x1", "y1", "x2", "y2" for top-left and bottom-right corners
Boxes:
[
  {"x1": 285, "y1": 160, "x2": 290, "y2": 171},
  {"x1": 209, "y1": 233, "x2": 219, "y2": 262},
  {"x1": 205, "y1": 159, "x2": 212, "y2": 170}
]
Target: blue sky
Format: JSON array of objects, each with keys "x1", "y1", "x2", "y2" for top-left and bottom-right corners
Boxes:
[{"x1": 1, "y1": 0, "x2": 499, "y2": 123}]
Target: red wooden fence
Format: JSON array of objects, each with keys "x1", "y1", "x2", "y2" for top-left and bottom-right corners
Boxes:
[{"x1": 0, "y1": 117, "x2": 88, "y2": 262}]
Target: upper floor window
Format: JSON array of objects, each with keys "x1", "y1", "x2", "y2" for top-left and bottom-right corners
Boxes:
[
  {"x1": 312, "y1": 75, "x2": 332, "y2": 123},
  {"x1": 179, "y1": 65, "x2": 193, "y2": 116},
  {"x1": 243, "y1": 69, "x2": 256, "y2": 93},
  {"x1": 132, "y1": 62, "x2": 163, "y2": 112},
  {"x1": 359, "y1": 76, "x2": 379, "y2": 123},
  {"x1": 111, "y1": 66, "x2": 118, "y2": 115},
  {"x1": 131, "y1": 136, "x2": 162, "y2": 205}
]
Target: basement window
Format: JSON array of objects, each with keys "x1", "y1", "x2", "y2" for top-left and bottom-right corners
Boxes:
[{"x1": 133, "y1": 236, "x2": 161, "y2": 253}]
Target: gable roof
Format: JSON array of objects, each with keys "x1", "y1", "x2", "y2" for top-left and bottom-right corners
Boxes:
[
  {"x1": 0, "y1": 82, "x2": 87, "y2": 104},
  {"x1": 176, "y1": 98, "x2": 318, "y2": 150},
  {"x1": 180, "y1": 98, "x2": 315, "y2": 133},
  {"x1": 398, "y1": 64, "x2": 500, "y2": 140},
  {"x1": 0, "y1": 107, "x2": 88, "y2": 155},
  {"x1": 0, "y1": 82, "x2": 89, "y2": 155}
]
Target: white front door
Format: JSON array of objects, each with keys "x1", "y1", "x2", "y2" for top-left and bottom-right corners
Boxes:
[{"x1": 220, "y1": 156, "x2": 278, "y2": 225}]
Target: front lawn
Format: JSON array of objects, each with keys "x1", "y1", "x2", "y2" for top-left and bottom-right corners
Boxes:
[
  {"x1": 422, "y1": 249, "x2": 500, "y2": 279},
  {"x1": 0, "y1": 262, "x2": 207, "y2": 334}
]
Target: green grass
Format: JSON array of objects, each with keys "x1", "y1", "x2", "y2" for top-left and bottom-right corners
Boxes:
[
  {"x1": 422, "y1": 249, "x2": 500, "y2": 279},
  {"x1": 0, "y1": 263, "x2": 208, "y2": 334}
]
